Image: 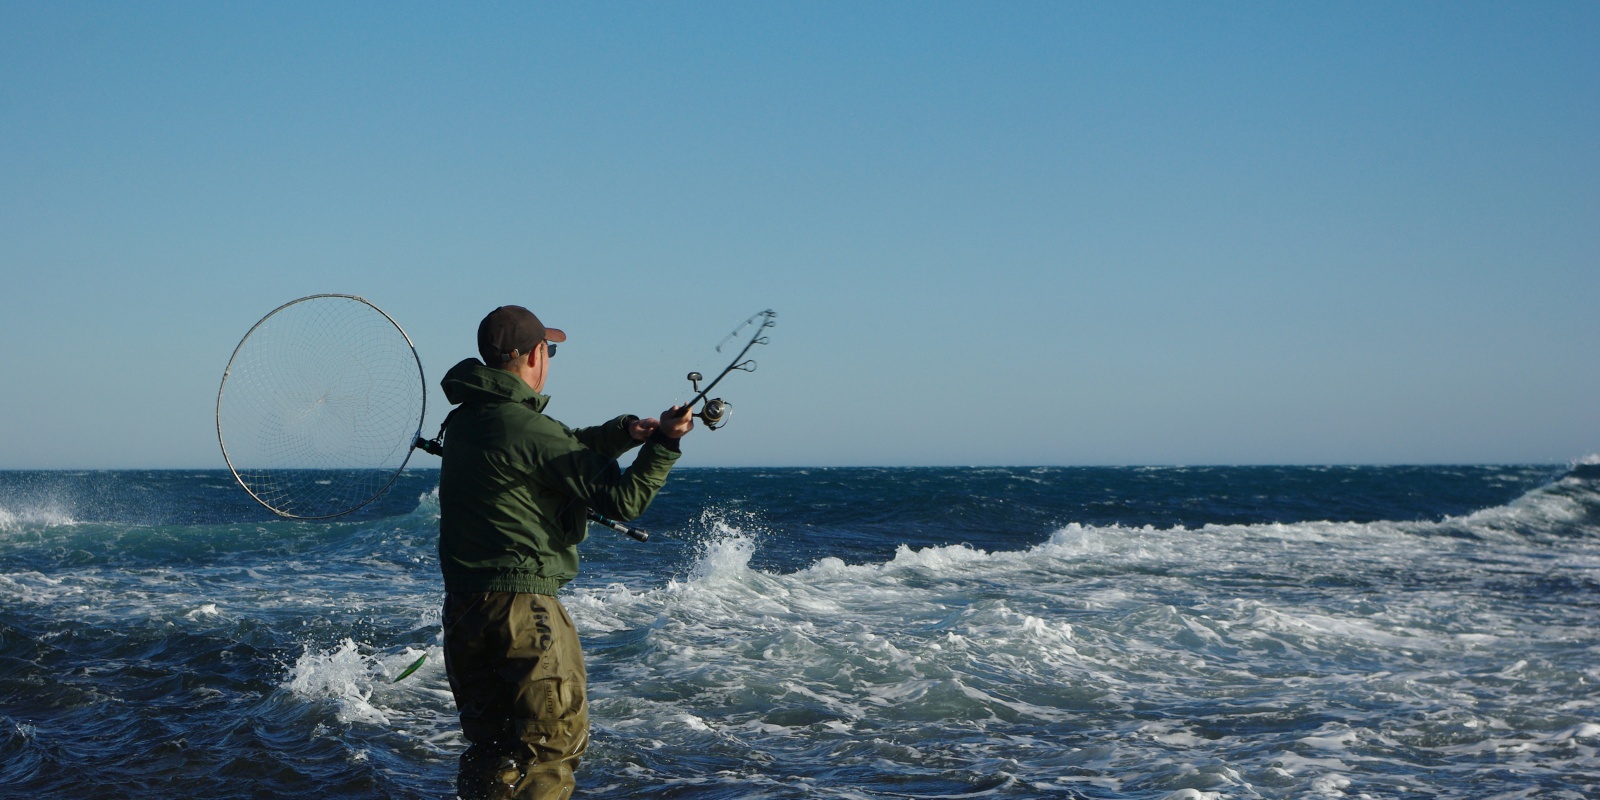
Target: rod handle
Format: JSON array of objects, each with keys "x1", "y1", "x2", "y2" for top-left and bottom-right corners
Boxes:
[{"x1": 588, "y1": 511, "x2": 650, "y2": 542}]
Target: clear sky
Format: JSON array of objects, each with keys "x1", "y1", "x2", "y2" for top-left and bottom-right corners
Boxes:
[{"x1": 2, "y1": 2, "x2": 1596, "y2": 469}]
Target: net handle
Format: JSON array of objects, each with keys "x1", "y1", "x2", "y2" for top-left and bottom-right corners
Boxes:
[{"x1": 216, "y1": 293, "x2": 428, "y2": 519}]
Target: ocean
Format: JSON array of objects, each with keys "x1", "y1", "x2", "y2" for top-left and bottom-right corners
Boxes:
[{"x1": 2, "y1": 463, "x2": 1598, "y2": 799}]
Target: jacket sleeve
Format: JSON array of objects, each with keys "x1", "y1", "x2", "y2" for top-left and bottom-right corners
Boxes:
[
  {"x1": 531, "y1": 418, "x2": 680, "y2": 522},
  {"x1": 571, "y1": 414, "x2": 642, "y2": 459}
]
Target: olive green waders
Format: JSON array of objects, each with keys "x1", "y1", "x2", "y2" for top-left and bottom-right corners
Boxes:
[{"x1": 444, "y1": 592, "x2": 588, "y2": 800}]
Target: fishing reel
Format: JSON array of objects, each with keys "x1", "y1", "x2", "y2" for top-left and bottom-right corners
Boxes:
[{"x1": 686, "y1": 372, "x2": 731, "y2": 430}]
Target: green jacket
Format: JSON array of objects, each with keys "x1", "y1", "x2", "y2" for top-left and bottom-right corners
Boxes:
[{"x1": 437, "y1": 359, "x2": 681, "y2": 595}]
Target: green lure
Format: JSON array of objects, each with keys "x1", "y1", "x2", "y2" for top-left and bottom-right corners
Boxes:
[{"x1": 393, "y1": 653, "x2": 428, "y2": 683}]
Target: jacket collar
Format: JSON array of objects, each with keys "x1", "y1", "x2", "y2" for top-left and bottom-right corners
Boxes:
[{"x1": 440, "y1": 358, "x2": 551, "y2": 411}]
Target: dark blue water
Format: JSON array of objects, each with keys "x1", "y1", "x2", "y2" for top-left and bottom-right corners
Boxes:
[{"x1": 3, "y1": 463, "x2": 1597, "y2": 798}]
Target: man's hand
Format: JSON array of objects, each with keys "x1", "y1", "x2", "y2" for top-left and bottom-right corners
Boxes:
[
  {"x1": 658, "y1": 404, "x2": 695, "y2": 439},
  {"x1": 628, "y1": 416, "x2": 659, "y2": 442}
]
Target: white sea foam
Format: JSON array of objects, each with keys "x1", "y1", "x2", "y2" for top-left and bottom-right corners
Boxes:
[
  {"x1": 0, "y1": 570, "x2": 87, "y2": 605},
  {"x1": 184, "y1": 603, "x2": 220, "y2": 620},
  {"x1": 286, "y1": 638, "x2": 391, "y2": 725},
  {"x1": 410, "y1": 487, "x2": 441, "y2": 519},
  {"x1": 552, "y1": 493, "x2": 1600, "y2": 796},
  {"x1": 15, "y1": 468, "x2": 1592, "y2": 798},
  {"x1": 284, "y1": 638, "x2": 450, "y2": 730}
]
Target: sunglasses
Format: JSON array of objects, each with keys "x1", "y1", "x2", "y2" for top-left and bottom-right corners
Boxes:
[{"x1": 544, "y1": 341, "x2": 557, "y2": 358}]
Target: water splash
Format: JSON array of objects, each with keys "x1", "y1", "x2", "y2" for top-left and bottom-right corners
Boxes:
[{"x1": 0, "y1": 503, "x2": 79, "y2": 532}]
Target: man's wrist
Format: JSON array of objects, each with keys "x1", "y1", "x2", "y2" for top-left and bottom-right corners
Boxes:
[{"x1": 647, "y1": 428, "x2": 681, "y2": 453}]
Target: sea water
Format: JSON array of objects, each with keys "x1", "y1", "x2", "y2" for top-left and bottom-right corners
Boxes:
[{"x1": 2, "y1": 463, "x2": 1598, "y2": 799}]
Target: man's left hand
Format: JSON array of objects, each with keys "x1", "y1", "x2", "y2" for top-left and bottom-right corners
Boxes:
[{"x1": 629, "y1": 417, "x2": 660, "y2": 442}]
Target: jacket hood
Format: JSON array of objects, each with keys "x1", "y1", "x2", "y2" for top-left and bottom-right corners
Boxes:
[{"x1": 440, "y1": 358, "x2": 551, "y2": 412}]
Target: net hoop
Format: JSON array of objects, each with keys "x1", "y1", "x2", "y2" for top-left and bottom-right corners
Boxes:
[{"x1": 216, "y1": 294, "x2": 426, "y2": 519}]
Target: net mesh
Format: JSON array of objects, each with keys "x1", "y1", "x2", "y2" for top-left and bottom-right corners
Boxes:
[{"x1": 217, "y1": 295, "x2": 424, "y2": 518}]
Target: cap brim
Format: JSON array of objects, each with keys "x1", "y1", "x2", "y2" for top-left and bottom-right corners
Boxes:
[{"x1": 544, "y1": 327, "x2": 567, "y2": 343}]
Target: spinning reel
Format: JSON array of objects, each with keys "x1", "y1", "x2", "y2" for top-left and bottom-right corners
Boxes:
[{"x1": 686, "y1": 372, "x2": 733, "y2": 429}]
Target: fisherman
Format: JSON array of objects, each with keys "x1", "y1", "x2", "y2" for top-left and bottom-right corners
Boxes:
[{"x1": 436, "y1": 305, "x2": 692, "y2": 800}]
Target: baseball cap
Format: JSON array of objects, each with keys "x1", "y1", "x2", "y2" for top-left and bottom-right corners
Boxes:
[{"x1": 477, "y1": 305, "x2": 567, "y2": 365}]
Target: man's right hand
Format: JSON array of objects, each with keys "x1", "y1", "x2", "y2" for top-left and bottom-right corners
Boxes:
[{"x1": 659, "y1": 404, "x2": 695, "y2": 439}]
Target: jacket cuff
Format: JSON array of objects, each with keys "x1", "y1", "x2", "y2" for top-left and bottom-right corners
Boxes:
[
  {"x1": 647, "y1": 428, "x2": 682, "y2": 453},
  {"x1": 610, "y1": 414, "x2": 643, "y2": 452}
]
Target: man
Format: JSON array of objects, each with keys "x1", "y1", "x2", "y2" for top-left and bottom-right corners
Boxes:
[{"x1": 436, "y1": 304, "x2": 692, "y2": 800}]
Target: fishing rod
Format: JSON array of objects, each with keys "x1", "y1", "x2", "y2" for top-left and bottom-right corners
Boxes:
[
  {"x1": 593, "y1": 309, "x2": 775, "y2": 539},
  {"x1": 681, "y1": 309, "x2": 777, "y2": 431}
]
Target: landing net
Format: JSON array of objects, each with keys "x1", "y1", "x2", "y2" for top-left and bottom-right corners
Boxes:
[{"x1": 216, "y1": 294, "x2": 426, "y2": 519}]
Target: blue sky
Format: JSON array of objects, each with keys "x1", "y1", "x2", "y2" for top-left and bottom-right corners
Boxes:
[{"x1": 2, "y1": 2, "x2": 1596, "y2": 468}]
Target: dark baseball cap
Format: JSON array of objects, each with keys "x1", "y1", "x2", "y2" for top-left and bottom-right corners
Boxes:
[{"x1": 477, "y1": 305, "x2": 567, "y2": 365}]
